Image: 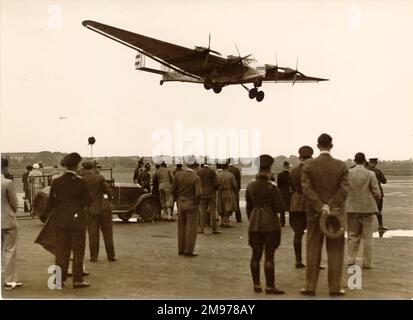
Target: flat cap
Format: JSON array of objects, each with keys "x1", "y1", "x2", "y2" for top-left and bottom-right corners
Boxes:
[
  {"x1": 369, "y1": 158, "x2": 378, "y2": 162},
  {"x1": 299, "y1": 146, "x2": 314, "y2": 159},
  {"x1": 254, "y1": 154, "x2": 274, "y2": 170}
]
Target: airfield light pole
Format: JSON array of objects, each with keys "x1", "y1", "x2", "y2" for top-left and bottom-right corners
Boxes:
[{"x1": 88, "y1": 136, "x2": 96, "y2": 159}]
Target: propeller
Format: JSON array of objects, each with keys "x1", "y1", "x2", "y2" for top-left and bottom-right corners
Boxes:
[
  {"x1": 292, "y1": 57, "x2": 299, "y2": 86},
  {"x1": 232, "y1": 43, "x2": 252, "y2": 65},
  {"x1": 275, "y1": 52, "x2": 279, "y2": 82},
  {"x1": 199, "y1": 33, "x2": 221, "y2": 68}
]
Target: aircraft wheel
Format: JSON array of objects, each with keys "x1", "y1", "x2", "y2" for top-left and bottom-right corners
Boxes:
[
  {"x1": 254, "y1": 80, "x2": 262, "y2": 88},
  {"x1": 204, "y1": 82, "x2": 212, "y2": 90},
  {"x1": 213, "y1": 86, "x2": 222, "y2": 94},
  {"x1": 249, "y1": 88, "x2": 257, "y2": 99},
  {"x1": 256, "y1": 91, "x2": 265, "y2": 102},
  {"x1": 160, "y1": 80, "x2": 164, "y2": 85}
]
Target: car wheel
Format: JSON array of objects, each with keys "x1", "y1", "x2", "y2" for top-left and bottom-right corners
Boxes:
[
  {"x1": 118, "y1": 212, "x2": 133, "y2": 222},
  {"x1": 136, "y1": 198, "x2": 160, "y2": 222}
]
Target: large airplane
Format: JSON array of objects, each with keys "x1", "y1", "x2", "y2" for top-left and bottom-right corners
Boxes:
[{"x1": 82, "y1": 20, "x2": 328, "y2": 102}]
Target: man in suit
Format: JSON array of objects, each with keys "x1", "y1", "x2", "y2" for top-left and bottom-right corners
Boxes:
[
  {"x1": 197, "y1": 163, "x2": 220, "y2": 234},
  {"x1": 367, "y1": 158, "x2": 388, "y2": 231},
  {"x1": 346, "y1": 153, "x2": 381, "y2": 269},
  {"x1": 139, "y1": 162, "x2": 152, "y2": 192},
  {"x1": 1, "y1": 158, "x2": 24, "y2": 290},
  {"x1": 172, "y1": 157, "x2": 202, "y2": 257},
  {"x1": 80, "y1": 161, "x2": 116, "y2": 263},
  {"x1": 22, "y1": 165, "x2": 33, "y2": 212},
  {"x1": 216, "y1": 163, "x2": 238, "y2": 227},
  {"x1": 48, "y1": 153, "x2": 92, "y2": 288},
  {"x1": 227, "y1": 159, "x2": 242, "y2": 222},
  {"x1": 289, "y1": 146, "x2": 313, "y2": 268},
  {"x1": 300, "y1": 133, "x2": 349, "y2": 297},
  {"x1": 277, "y1": 161, "x2": 291, "y2": 227},
  {"x1": 133, "y1": 157, "x2": 144, "y2": 184},
  {"x1": 155, "y1": 162, "x2": 175, "y2": 221}
]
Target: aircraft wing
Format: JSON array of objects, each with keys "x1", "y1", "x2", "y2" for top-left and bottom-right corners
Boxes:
[
  {"x1": 82, "y1": 20, "x2": 228, "y2": 79},
  {"x1": 263, "y1": 75, "x2": 329, "y2": 83},
  {"x1": 263, "y1": 66, "x2": 328, "y2": 83}
]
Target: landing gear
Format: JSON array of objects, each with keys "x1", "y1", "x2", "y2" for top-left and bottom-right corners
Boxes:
[
  {"x1": 204, "y1": 78, "x2": 213, "y2": 90},
  {"x1": 256, "y1": 91, "x2": 265, "y2": 102},
  {"x1": 204, "y1": 80, "x2": 222, "y2": 94},
  {"x1": 247, "y1": 87, "x2": 265, "y2": 102},
  {"x1": 160, "y1": 80, "x2": 164, "y2": 85},
  {"x1": 213, "y1": 86, "x2": 222, "y2": 94},
  {"x1": 249, "y1": 88, "x2": 257, "y2": 99},
  {"x1": 241, "y1": 80, "x2": 265, "y2": 102}
]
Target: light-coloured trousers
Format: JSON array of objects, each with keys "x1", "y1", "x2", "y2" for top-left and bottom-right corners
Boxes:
[
  {"x1": 1, "y1": 228, "x2": 18, "y2": 283},
  {"x1": 347, "y1": 212, "x2": 373, "y2": 268}
]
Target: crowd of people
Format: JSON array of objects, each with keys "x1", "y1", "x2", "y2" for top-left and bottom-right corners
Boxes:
[{"x1": 1, "y1": 132, "x2": 389, "y2": 296}]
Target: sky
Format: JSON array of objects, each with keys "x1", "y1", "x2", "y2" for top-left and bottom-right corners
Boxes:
[{"x1": 1, "y1": 0, "x2": 412, "y2": 160}]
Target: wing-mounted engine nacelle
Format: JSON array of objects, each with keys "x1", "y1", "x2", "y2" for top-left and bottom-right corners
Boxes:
[{"x1": 135, "y1": 53, "x2": 146, "y2": 69}]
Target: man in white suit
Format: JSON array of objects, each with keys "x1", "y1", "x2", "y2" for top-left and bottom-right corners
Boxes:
[
  {"x1": 1, "y1": 158, "x2": 23, "y2": 289},
  {"x1": 346, "y1": 152, "x2": 381, "y2": 269}
]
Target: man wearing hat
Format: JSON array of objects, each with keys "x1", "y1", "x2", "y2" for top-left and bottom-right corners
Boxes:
[
  {"x1": 22, "y1": 165, "x2": 33, "y2": 212},
  {"x1": 196, "y1": 162, "x2": 219, "y2": 234},
  {"x1": 139, "y1": 163, "x2": 152, "y2": 193},
  {"x1": 227, "y1": 159, "x2": 242, "y2": 223},
  {"x1": 216, "y1": 162, "x2": 238, "y2": 227},
  {"x1": 48, "y1": 152, "x2": 92, "y2": 288},
  {"x1": 367, "y1": 158, "x2": 388, "y2": 231},
  {"x1": 245, "y1": 154, "x2": 286, "y2": 295},
  {"x1": 172, "y1": 156, "x2": 202, "y2": 256},
  {"x1": 300, "y1": 134, "x2": 349, "y2": 297},
  {"x1": 346, "y1": 153, "x2": 381, "y2": 269},
  {"x1": 289, "y1": 146, "x2": 313, "y2": 269},
  {"x1": 80, "y1": 161, "x2": 116, "y2": 263},
  {"x1": 29, "y1": 163, "x2": 45, "y2": 205},
  {"x1": 133, "y1": 157, "x2": 144, "y2": 184},
  {"x1": 155, "y1": 161, "x2": 175, "y2": 221},
  {"x1": 277, "y1": 161, "x2": 291, "y2": 227}
]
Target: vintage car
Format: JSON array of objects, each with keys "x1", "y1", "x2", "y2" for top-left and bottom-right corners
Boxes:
[{"x1": 32, "y1": 168, "x2": 160, "y2": 223}]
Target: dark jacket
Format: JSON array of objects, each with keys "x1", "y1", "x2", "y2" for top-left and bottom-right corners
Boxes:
[
  {"x1": 48, "y1": 171, "x2": 92, "y2": 229},
  {"x1": 22, "y1": 171, "x2": 30, "y2": 192},
  {"x1": 301, "y1": 153, "x2": 349, "y2": 215},
  {"x1": 172, "y1": 168, "x2": 202, "y2": 211},
  {"x1": 246, "y1": 173, "x2": 285, "y2": 232},
  {"x1": 227, "y1": 165, "x2": 241, "y2": 191},
  {"x1": 277, "y1": 170, "x2": 291, "y2": 209},
  {"x1": 196, "y1": 165, "x2": 218, "y2": 198},
  {"x1": 80, "y1": 169, "x2": 111, "y2": 215},
  {"x1": 367, "y1": 166, "x2": 386, "y2": 198},
  {"x1": 289, "y1": 163, "x2": 307, "y2": 212},
  {"x1": 139, "y1": 169, "x2": 151, "y2": 191}
]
